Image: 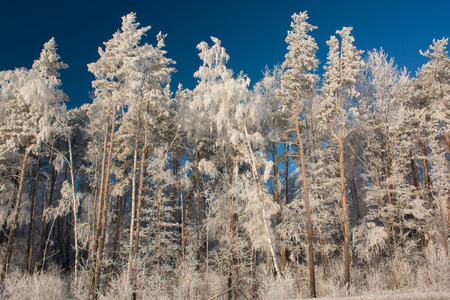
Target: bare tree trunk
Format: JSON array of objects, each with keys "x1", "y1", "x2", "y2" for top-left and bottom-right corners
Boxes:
[
  {"x1": 331, "y1": 123, "x2": 350, "y2": 287},
  {"x1": 319, "y1": 230, "x2": 328, "y2": 280},
  {"x1": 89, "y1": 124, "x2": 109, "y2": 299},
  {"x1": 281, "y1": 144, "x2": 289, "y2": 270},
  {"x1": 57, "y1": 213, "x2": 65, "y2": 267},
  {"x1": 228, "y1": 159, "x2": 238, "y2": 300},
  {"x1": 36, "y1": 166, "x2": 57, "y2": 272},
  {"x1": 294, "y1": 89, "x2": 316, "y2": 297},
  {"x1": 127, "y1": 141, "x2": 137, "y2": 283},
  {"x1": 0, "y1": 145, "x2": 29, "y2": 283},
  {"x1": 133, "y1": 124, "x2": 148, "y2": 259},
  {"x1": 26, "y1": 154, "x2": 40, "y2": 274},
  {"x1": 330, "y1": 85, "x2": 351, "y2": 287},
  {"x1": 110, "y1": 195, "x2": 124, "y2": 276},
  {"x1": 131, "y1": 115, "x2": 149, "y2": 300},
  {"x1": 195, "y1": 150, "x2": 201, "y2": 263},
  {"x1": 339, "y1": 137, "x2": 350, "y2": 287},
  {"x1": 66, "y1": 134, "x2": 80, "y2": 284},
  {"x1": 352, "y1": 178, "x2": 360, "y2": 226},
  {"x1": 35, "y1": 142, "x2": 56, "y2": 273},
  {"x1": 89, "y1": 109, "x2": 115, "y2": 300},
  {"x1": 94, "y1": 116, "x2": 116, "y2": 293},
  {"x1": 422, "y1": 144, "x2": 433, "y2": 210}
]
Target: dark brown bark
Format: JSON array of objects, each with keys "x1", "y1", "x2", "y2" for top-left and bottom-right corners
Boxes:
[
  {"x1": 26, "y1": 155, "x2": 40, "y2": 273},
  {"x1": 110, "y1": 195, "x2": 124, "y2": 275},
  {"x1": 319, "y1": 231, "x2": 328, "y2": 280},
  {"x1": 57, "y1": 215, "x2": 65, "y2": 267},
  {"x1": 36, "y1": 166, "x2": 57, "y2": 272},
  {"x1": 410, "y1": 158, "x2": 419, "y2": 190},
  {"x1": 0, "y1": 146, "x2": 29, "y2": 284},
  {"x1": 182, "y1": 186, "x2": 194, "y2": 257},
  {"x1": 421, "y1": 144, "x2": 433, "y2": 210}
]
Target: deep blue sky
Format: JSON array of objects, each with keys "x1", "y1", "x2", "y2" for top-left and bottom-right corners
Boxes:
[{"x1": 1, "y1": 0, "x2": 449, "y2": 108}]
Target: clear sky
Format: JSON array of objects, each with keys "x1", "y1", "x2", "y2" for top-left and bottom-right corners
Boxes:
[{"x1": 1, "y1": 0, "x2": 449, "y2": 108}]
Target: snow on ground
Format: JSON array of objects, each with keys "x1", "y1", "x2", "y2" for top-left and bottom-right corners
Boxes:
[{"x1": 303, "y1": 292, "x2": 450, "y2": 300}]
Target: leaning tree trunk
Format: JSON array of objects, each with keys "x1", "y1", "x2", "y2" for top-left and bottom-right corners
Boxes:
[
  {"x1": 244, "y1": 125, "x2": 281, "y2": 277},
  {"x1": 0, "y1": 145, "x2": 29, "y2": 284}
]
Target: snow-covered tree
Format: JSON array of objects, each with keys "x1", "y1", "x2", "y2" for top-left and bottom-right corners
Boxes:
[
  {"x1": 279, "y1": 11, "x2": 319, "y2": 297},
  {"x1": 0, "y1": 38, "x2": 68, "y2": 283},
  {"x1": 85, "y1": 12, "x2": 175, "y2": 298},
  {"x1": 321, "y1": 26, "x2": 364, "y2": 287},
  {"x1": 413, "y1": 38, "x2": 450, "y2": 255}
]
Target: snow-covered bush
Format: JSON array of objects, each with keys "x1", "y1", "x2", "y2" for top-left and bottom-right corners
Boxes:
[{"x1": 2, "y1": 270, "x2": 68, "y2": 300}]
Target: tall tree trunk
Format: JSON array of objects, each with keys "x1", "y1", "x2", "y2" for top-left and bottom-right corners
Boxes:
[
  {"x1": 65, "y1": 214, "x2": 71, "y2": 270},
  {"x1": 26, "y1": 154, "x2": 40, "y2": 274},
  {"x1": 57, "y1": 213, "x2": 65, "y2": 267},
  {"x1": 338, "y1": 136, "x2": 350, "y2": 287},
  {"x1": 228, "y1": 159, "x2": 238, "y2": 300},
  {"x1": 89, "y1": 124, "x2": 109, "y2": 300},
  {"x1": 133, "y1": 124, "x2": 148, "y2": 260},
  {"x1": 35, "y1": 139, "x2": 57, "y2": 273},
  {"x1": 36, "y1": 166, "x2": 57, "y2": 272},
  {"x1": 89, "y1": 109, "x2": 115, "y2": 300},
  {"x1": 195, "y1": 150, "x2": 201, "y2": 263},
  {"x1": 331, "y1": 115, "x2": 350, "y2": 287},
  {"x1": 294, "y1": 89, "x2": 316, "y2": 297},
  {"x1": 0, "y1": 145, "x2": 29, "y2": 283},
  {"x1": 281, "y1": 144, "x2": 289, "y2": 270},
  {"x1": 127, "y1": 141, "x2": 138, "y2": 287},
  {"x1": 110, "y1": 195, "x2": 124, "y2": 276},
  {"x1": 352, "y1": 178, "x2": 360, "y2": 226},
  {"x1": 94, "y1": 115, "x2": 116, "y2": 294},
  {"x1": 421, "y1": 144, "x2": 433, "y2": 211},
  {"x1": 67, "y1": 134, "x2": 80, "y2": 284},
  {"x1": 131, "y1": 113, "x2": 149, "y2": 300}
]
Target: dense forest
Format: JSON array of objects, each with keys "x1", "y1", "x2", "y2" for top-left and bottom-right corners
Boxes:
[{"x1": 0, "y1": 11, "x2": 449, "y2": 299}]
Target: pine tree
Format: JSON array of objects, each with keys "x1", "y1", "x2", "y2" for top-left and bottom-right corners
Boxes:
[
  {"x1": 279, "y1": 11, "x2": 319, "y2": 297},
  {"x1": 414, "y1": 38, "x2": 450, "y2": 254},
  {"x1": 0, "y1": 37, "x2": 68, "y2": 282},
  {"x1": 86, "y1": 12, "x2": 174, "y2": 298},
  {"x1": 321, "y1": 27, "x2": 364, "y2": 287}
]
